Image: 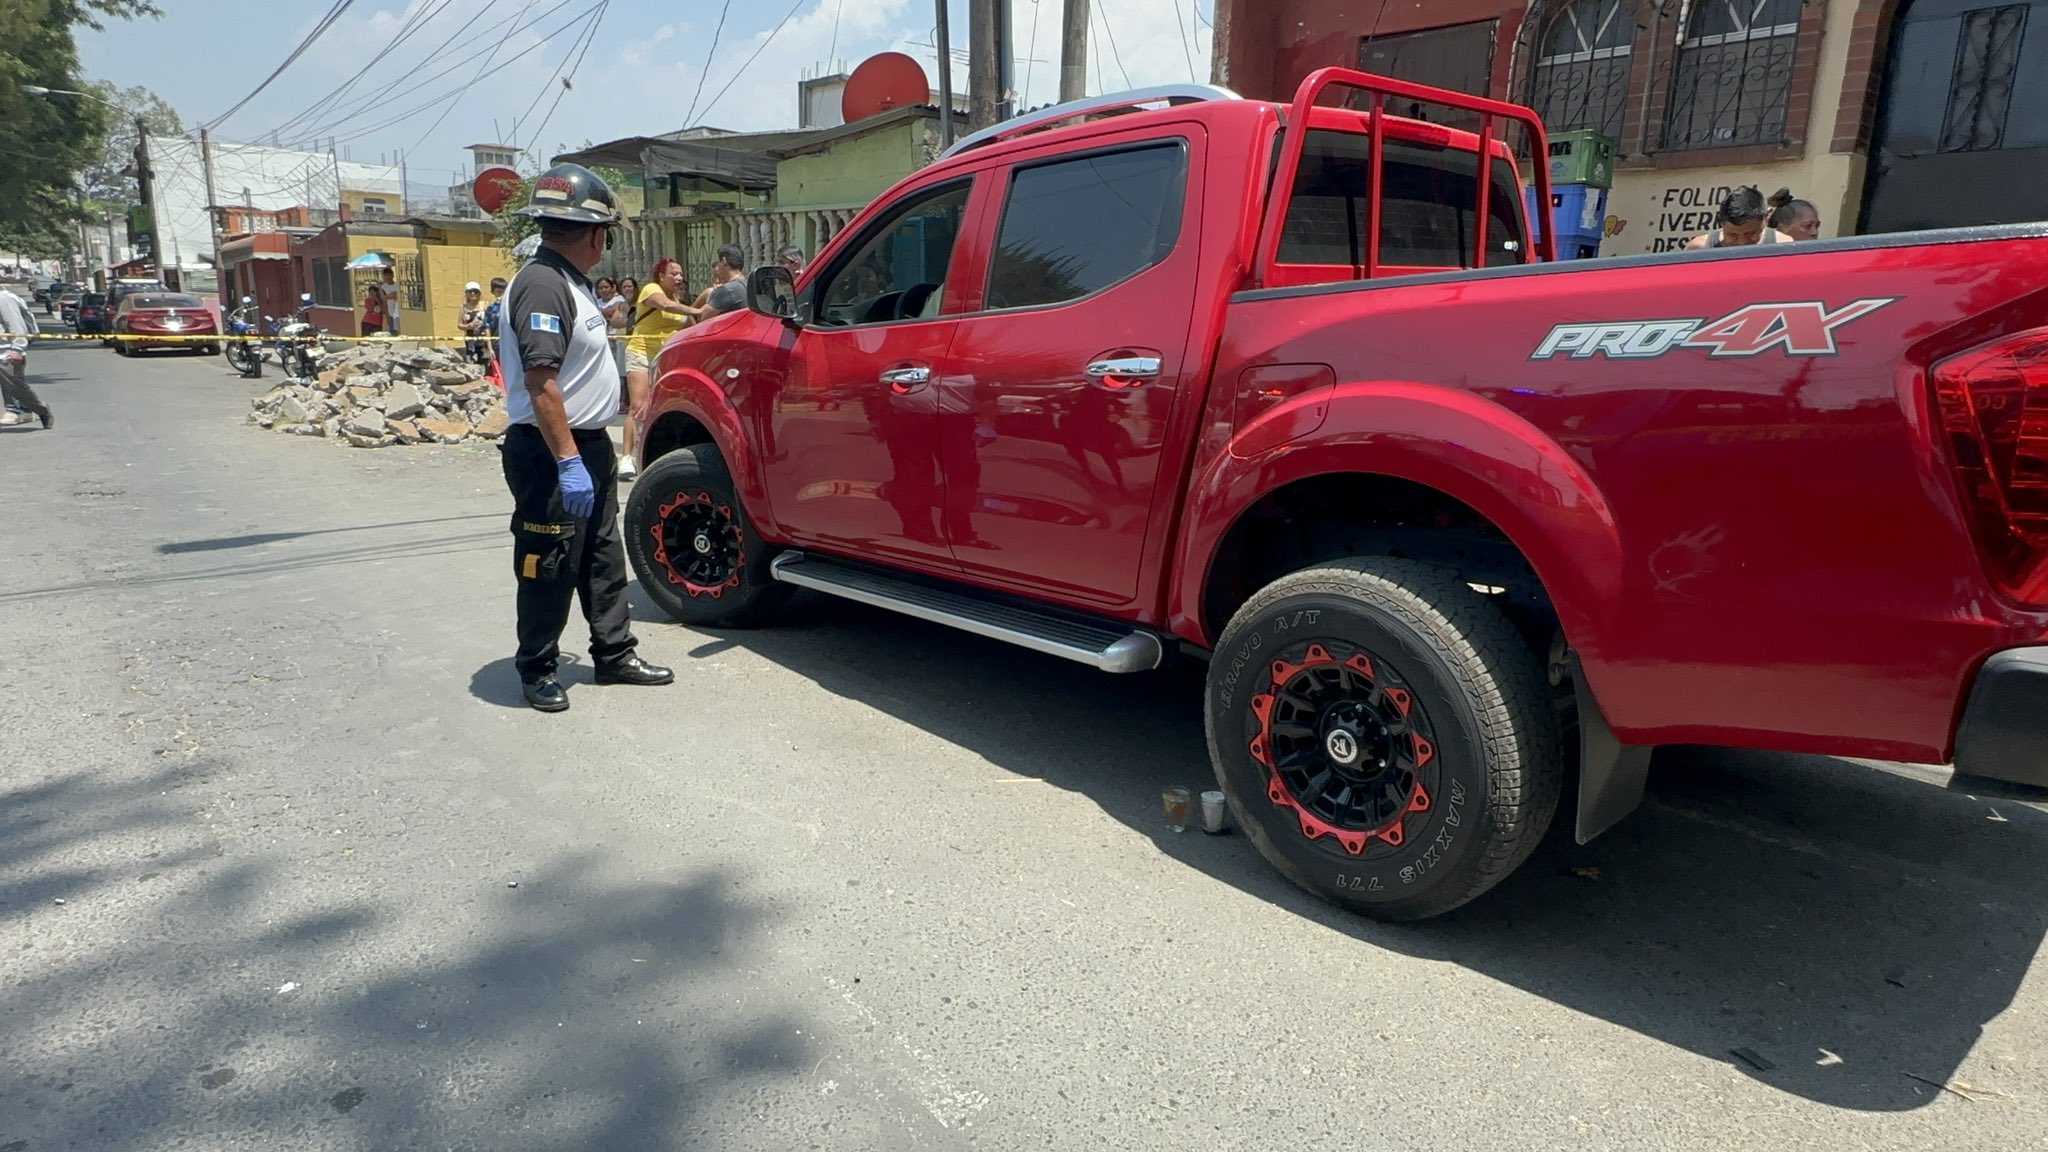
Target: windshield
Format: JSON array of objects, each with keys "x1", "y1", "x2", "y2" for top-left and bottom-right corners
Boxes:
[{"x1": 133, "y1": 295, "x2": 202, "y2": 309}]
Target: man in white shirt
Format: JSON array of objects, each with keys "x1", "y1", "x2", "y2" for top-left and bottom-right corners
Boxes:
[
  {"x1": 0, "y1": 287, "x2": 51, "y2": 429},
  {"x1": 378, "y1": 268, "x2": 402, "y2": 335},
  {"x1": 498, "y1": 163, "x2": 672, "y2": 711}
]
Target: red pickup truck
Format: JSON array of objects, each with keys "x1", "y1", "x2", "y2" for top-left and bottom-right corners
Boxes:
[{"x1": 626, "y1": 68, "x2": 2048, "y2": 920}]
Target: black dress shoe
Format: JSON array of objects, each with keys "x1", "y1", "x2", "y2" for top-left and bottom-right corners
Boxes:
[
  {"x1": 33, "y1": 404, "x2": 51, "y2": 429},
  {"x1": 593, "y1": 655, "x2": 673, "y2": 686},
  {"x1": 521, "y1": 675, "x2": 569, "y2": 712}
]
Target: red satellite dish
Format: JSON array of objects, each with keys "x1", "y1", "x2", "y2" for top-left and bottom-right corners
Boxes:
[
  {"x1": 473, "y1": 166, "x2": 523, "y2": 214},
  {"x1": 842, "y1": 52, "x2": 929, "y2": 123}
]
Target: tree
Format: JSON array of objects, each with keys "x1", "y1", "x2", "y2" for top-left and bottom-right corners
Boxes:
[
  {"x1": 487, "y1": 160, "x2": 631, "y2": 257},
  {"x1": 0, "y1": 0, "x2": 162, "y2": 262}
]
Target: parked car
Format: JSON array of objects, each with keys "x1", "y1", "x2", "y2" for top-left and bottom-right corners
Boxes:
[
  {"x1": 40, "y1": 280, "x2": 73, "y2": 313},
  {"x1": 73, "y1": 291, "x2": 109, "y2": 336},
  {"x1": 111, "y1": 292, "x2": 219, "y2": 355},
  {"x1": 56, "y1": 291, "x2": 82, "y2": 325},
  {"x1": 624, "y1": 68, "x2": 2048, "y2": 921}
]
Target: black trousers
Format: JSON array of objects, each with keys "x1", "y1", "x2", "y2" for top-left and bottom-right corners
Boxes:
[
  {"x1": 502, "y1": 423, "x2": 637, "y2": 682},
  {"x1": 0, "y1": 355, "x2": 46, "y2": 415}
]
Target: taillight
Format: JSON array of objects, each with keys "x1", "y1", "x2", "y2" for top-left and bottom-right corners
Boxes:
[{"x1": 1932, "y1": 327, "x2": 2048, "y2": 605}]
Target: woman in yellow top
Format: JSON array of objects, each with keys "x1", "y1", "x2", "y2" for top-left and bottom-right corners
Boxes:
[{"x1": 621, "y1": 257, "x2": 704, "y2": 479}]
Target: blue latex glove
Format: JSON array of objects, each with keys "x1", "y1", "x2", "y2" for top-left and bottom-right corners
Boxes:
[{"x1": 556, "y1": 455, "x2": 596, "y2": 519}]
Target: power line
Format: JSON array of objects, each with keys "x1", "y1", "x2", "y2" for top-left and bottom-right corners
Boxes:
[
  {"x1": 521, "y1": 0, "x2": 609, "y2": 154},
  {"x1": 1022, "y1": 0, "x2": 1042, "y2": 106},
  {"x1": 320, "y1": 1, "x2": 601, "y2": 149},
  {"x1": 205, "y1": 0, "x2": 357, "y2": 130},
  {"x1": 684, "y1": 0, "x2": 733, "y2": 127},
  {"x1": 511, "y1": 0, "x2": 602, "y2": 146},
  {"x1": 1095, "y1": 0, "x2": 1130, "y2": 88},
  {"x1": 1169, "y1": 0, "x2": 1196, "y2": 82},
  {"x1": 398, "y1": 0, "x2": 541, "y2": 152},
  {"x1": 696, "y1": 0, "x2": 805, "y2": 125},
  {"x1": 289, "y1": 0, "x2": 577, "y2": 147},
  {"x1": 275, "y1": 0, "x2": 470, "y2": 136}
]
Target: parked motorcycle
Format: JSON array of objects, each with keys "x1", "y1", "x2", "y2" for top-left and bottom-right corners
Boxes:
[
  {"x1": 225, "y1": 296, "x2": 263, "y2": 378},
  {"x1": 264, "y1": 293, "x2": 326, "y2": 379}
]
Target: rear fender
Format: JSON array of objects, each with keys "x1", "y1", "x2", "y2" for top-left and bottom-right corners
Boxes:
[
  {"x1": 1177, "y1": 379, "x2": 1646, "y2": 839},
  {"x1": 1178, "y1": 379, "x2": 1623, "y2": 645},
  {"x1": 641, "y1": 365, "x2": 779, "y2": 538}
]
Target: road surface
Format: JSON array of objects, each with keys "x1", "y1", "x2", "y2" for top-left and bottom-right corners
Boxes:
[{"x1": 2, "y1": 332, "x2": 2044, "y2": 1150}]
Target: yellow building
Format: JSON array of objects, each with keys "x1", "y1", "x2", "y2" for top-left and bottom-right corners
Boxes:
[{"x1": 297, "y1": 216, "x2": 517, "y2": 341}]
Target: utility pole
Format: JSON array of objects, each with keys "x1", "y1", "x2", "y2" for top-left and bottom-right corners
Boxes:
[
  {"x1": 934, "y1": 0, "x2": 955, "y2": 146},
  {"x1": 1059, "y1": 0, "x2": 1089, "y2": 102},
  {"x1": 995, "y1": 0, "x2": 1014, "y2": 120},
  {"x1": 399, "y1": 152, "x2": 409, "y2": 216},
  {"x1": 200, "y1": 128, "x2": 221, "y2": 279},
  {"x1": 968, "y1": 0, "x2": 999, "y2": 129},
  {"x1": 133, "y1": 116, "x2": 156, "y2": 278}
]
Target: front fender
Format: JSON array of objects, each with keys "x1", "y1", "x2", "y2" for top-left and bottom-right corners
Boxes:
[
  {"x1": 1172, "y1": 378, "x2": 1625, "y2": 672},
  {"x1": 639, "y1": 364, "x2": 779, "y2": 540}
]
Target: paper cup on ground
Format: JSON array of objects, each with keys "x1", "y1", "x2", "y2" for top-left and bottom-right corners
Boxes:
[{"x1": 1200, "y1": 790, "x2": 1228, "y2": 833}]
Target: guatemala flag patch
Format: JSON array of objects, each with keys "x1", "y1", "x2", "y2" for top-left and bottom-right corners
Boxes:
[{"x1": 528, "y1": 313, "x2": 562, "y2": 333}]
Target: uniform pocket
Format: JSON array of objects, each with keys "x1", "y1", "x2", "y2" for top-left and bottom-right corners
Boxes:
[{"x1": 512, "y1": 518, "x2": 579, "y2": 584}]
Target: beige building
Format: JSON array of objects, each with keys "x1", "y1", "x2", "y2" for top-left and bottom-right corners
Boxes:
[{"x1": 1214, "y1": 1, "x2": 2048, "y2": 251}]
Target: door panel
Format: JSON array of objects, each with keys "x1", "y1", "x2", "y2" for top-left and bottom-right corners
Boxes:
[
  {"x1": 942, "y1": 136, "x2": 1203, "y2": 605},
  {"x1": 764, "y1": 180, "x2": 980, "y2": 568}
]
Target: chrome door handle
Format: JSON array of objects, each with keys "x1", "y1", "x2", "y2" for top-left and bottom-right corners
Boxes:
[
  {"x1": 1085, "y1": 356, "x2": 1161, "y2": 379},
  {"x1": 880, "y1": 366, "x2": 931, "y2": 387}
]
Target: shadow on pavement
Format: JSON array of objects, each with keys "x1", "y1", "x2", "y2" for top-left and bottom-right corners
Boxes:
[
  {"x1": 0, "y1": 760, "x2": 801, "y2": 1151},
  {"x1": 155, "y1": 513, "x2": 501, "y2": 554},
  {"x1": 677, "y1": 592, "x2": 2047, "y2": 1113}
]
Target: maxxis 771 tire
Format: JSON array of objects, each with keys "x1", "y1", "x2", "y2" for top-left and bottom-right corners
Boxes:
[
  {"x1": 623, "y1": 442, "x2": 790, "y2": 628},
  {"x1": 1205, "y1": 557, "x2": 1562, "y2": 921}
]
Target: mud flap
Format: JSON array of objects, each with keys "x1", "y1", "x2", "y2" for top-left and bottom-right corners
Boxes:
[{"x1": 1571, "y1": 650, "x2": 1653, "y2": 844}]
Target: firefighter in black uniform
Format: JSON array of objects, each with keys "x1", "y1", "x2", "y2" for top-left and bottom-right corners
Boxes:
[{"x1": 500, "y1": 163, "x2": 673, "y2": 711}]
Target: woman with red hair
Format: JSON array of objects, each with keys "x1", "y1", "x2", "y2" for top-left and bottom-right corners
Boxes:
[{"x1": 621, "y1": 257, "x2": 703, "y2": 479}]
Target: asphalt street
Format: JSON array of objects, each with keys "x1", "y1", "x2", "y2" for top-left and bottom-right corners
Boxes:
[{"x1": 3, "y1": 328, "x2": 2046, "y2": 1151}]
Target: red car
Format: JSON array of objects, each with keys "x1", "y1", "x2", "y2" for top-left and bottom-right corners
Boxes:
[
  {"x1": 624, "y1": 68, "x2": 2048, "y2": 920},
  {"x1": 111, "y1": 292, "x2": 220, "y2": 356}
]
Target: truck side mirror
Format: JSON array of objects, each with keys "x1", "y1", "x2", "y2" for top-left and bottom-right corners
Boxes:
[{"x1": 747, "y1": 265, "x2": 799, "y2": 325}]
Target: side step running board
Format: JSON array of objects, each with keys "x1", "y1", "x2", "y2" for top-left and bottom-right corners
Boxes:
[{"x1": 770, "y1": 552, "x2": 1164, "y2": 673}]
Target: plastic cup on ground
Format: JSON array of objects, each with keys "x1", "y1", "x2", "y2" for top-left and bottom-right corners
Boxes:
[
  {"x1": 1162, "y1": 786, "x2": 1194, "y2": 833},
  {"x1": 1200, "y1": 790, "x2": 1228, "y2": 833}
]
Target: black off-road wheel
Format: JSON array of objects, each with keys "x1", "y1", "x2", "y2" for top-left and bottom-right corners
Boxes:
[
  {"x1": 1205, "y1": 558, "x2": 1562, "y2": 921},
  {"x1": 623, "y1": 442, "x2": 789, "y2": 628}
]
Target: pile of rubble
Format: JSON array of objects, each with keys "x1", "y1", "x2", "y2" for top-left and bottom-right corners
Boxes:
[{"x1": 246, "y1": 343, "x2": 510, "y2": 448}]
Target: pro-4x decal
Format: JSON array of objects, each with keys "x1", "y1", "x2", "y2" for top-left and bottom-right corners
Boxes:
[{"x1": 1532, "y1": 298, "x2": 1894, "y2": 361}]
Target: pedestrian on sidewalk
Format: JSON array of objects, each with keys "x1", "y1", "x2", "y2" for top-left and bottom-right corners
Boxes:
[
  {"x1": 379, "y1": 267, "x2": 402, "y2": 335},
  {"x1": 0, "y1": 286, "x2": 52, "y2": 429},
  {"x1": 458, "y1": 281, "x2": 488, "y2": 363},
  {"x1": 498, "y1": 163, "x2": 673, "y2": 712},
  {"x1": 693, "y1": 244, "x2": 748, "y2": 320},
  {"x1": 360, "y1": 283, "x2": 385, "y2": 337},
  {"x1": 623, "y1": 258, "x2": 703, "y2": 480}
]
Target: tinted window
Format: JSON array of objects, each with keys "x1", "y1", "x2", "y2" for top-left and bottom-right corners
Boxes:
[
  {"x1": 1279, "y1": 130, "x2": 1529, "y2": 269},
  {"x1": 132, "y1": 295, "x2": 201, "y2": 309},
  {"x1": 817, "y1": 182, "x2": 971, "y2": 326},
  {"x1": 986, "y1": 142, "x2": 1188, "y2": 310}
]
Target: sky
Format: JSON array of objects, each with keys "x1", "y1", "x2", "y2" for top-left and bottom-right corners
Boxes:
[{"x1": 79, "y1": 0, "x2": 1217, "y2": 198}]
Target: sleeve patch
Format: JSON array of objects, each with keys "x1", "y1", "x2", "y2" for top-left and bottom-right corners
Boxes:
[{"x1": 529, "y1": 313, "x2": 562, "y2": 333}]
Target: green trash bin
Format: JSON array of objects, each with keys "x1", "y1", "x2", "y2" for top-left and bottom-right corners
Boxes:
[{"x1": 1546, "y1": 130, "x2": 1616, "y2": 190}]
